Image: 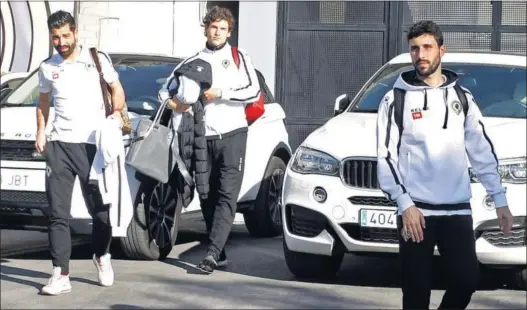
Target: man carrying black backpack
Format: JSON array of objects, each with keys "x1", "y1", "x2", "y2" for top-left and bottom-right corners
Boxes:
[{"x1": 376, "y1": 20, "x2": 514, "y2": 309}]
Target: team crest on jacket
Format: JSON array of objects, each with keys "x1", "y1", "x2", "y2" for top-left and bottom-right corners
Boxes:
[
  {"x1": 452, "y1": 101, "x2": 462, "y2": 115},
  {"x1": 222, "y1": 59, "x2": 230, "y2": 68}
]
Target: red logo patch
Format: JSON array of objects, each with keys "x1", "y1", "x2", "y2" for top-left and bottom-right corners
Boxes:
[
  {"x1": 412, "y1": 111, "x2": 422, "y2": 120},
  {"x1": 52, "y1": 72, "x2": 59, "y2": 79}
]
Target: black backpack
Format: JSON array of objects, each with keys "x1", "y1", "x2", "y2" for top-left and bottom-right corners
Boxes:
[{"x1": 392, "y1": 83, "x2": 469, "y2": 138}]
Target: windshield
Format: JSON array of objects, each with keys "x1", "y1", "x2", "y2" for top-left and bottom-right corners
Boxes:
[
  {"x1": 1, "y1": 58, "x2": 178, "y2": 116},
  {"x1": 350, "y1": 63, "x2": 527, "y2": 119}
]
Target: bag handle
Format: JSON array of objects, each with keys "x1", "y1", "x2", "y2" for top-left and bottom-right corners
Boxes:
[
  {"x1": 89, "y1": 48, "x2": 112, "y2": 117},
  {"x1": 130, "y1": 97, "x2": 170, "y2": 143}
]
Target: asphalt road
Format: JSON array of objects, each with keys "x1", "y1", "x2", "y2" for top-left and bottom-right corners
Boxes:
[{"x1": 1, "y1": 225, "x2": 526, "y2": 309}]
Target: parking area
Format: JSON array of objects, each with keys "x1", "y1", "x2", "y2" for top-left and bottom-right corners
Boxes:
[{"x1": 1, "y1": 225, "x2": 525, "y2": 309}]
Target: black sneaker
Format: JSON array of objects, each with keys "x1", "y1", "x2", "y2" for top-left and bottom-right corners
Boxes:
[
  {"x1": 197, "y1": 254, "x2": 217, "y2": 274},
  {"x1": 217, "y1": 249, "x2": 228, "y2": 268}
]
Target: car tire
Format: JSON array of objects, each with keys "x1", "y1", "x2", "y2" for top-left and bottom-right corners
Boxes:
[
  {"x1": 120, "y1": 180, "x2": 182, "y2": 260},
  {"x1": 282, "y1": 237, "x2": 344, "y2": 279},
  {"x1": 244, "y1": 156, "x2": 286, "y2": 238}
]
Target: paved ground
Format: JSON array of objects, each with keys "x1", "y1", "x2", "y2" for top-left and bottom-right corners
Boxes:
[{"x1": 1, "y1": 225, "x2": 526, "y2": 309}]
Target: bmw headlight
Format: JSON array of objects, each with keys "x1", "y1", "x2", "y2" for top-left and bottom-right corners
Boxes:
[
  {"x1": 290, "y1": 146, "x2": 339, "y2": 176},
  {"x1": 470, "y1": 157, "x2": 526, "y2": 184}
]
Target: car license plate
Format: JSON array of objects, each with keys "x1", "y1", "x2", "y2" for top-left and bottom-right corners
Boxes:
[
  {"x1": 0, "y1": 168, "x2": 46, "y2": 191},
  {"x1": 360, "y1": 209, "x2": 396, "y2": 229}
]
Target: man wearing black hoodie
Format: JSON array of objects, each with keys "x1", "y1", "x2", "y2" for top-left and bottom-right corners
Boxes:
[{"x1": 376, "y1": 20, "x2": 514, "y2": 309}]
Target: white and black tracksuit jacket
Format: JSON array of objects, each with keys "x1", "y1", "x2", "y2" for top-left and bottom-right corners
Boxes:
[
  {"x1": 158, "y1": 42, "x2": 261, "y2": 138},
  {"x1": 376, "y1": 69, "x2": 508, "y2": 216}
]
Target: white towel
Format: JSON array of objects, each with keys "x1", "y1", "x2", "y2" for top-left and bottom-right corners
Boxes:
[{"x1": 89, "y1": 117, "x2": 134, "y2": 237}]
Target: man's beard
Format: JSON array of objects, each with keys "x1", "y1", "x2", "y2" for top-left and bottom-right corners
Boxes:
[
  {"x1": 55, "y1": 41, "x2": 76, "y2": 58},
  {"x1": 413, "y1": 56, "x2": 440, "y2": 78}
]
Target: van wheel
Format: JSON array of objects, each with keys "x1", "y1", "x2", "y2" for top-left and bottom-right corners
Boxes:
[
  {"x1": 120, "y1": 180, "x2": 182, "y2": 260},
  {"x1": 244, "y1": 156, "x2": 285, "y2": 238},
  {"x1": 283, "y1": 237, "x2": 344, "y2": 279}
]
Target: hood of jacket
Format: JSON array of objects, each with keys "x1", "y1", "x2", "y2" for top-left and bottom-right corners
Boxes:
[
  {"x1": 393, "y1": 68, "x2": 459, "y2": 91},
  {"x1": 393, "y1": 69, "x2": 460, "y2": 112}
]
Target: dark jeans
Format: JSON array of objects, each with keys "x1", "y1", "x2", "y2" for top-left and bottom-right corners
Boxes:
[
  {"x1": 199, "y1": 130, "x2": 247, "y2": 257},
  {"x1": 45, "y1": 141, "x2": 112, "y2": 274},
  {"x1": 397, "y1": 208, "x2": 479, "y2": 310}
]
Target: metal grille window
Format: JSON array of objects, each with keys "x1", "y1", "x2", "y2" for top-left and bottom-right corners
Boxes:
[
  {"x1": 285, "y1": 31, "x2": 385, "y2": 120},
  {"x1": 502, "y1": 1, "x2": 527, "y2": 26},
  {"x1": 288, "y1": 1, "x2": 385, "y2": 24},
  {"x1": 501, "y1": 33, "x2": 527, "y2": 55},
  {"x1": 443, "y1": 32, "x2": 493, "y2": 51},
  {"x1": 403, "y1": 1, "x2": 493, "y2": 25}
]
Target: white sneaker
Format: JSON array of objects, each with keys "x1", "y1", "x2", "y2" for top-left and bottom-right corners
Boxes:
[
  {"x1": 40, "y1": 267, "x2": 72, "y2": 296},
  {"x1": 93, "y1": 253, "x2": 114, "y2": 287}
]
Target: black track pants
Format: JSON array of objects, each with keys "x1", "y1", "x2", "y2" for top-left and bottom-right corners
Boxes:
[
  {"x1": 45, "y1": 141, "x2": 112, "y2": 274},
  {"x1": 199, "y1": 130, "x2": 247, "y2": 256},
  {"x1": 397, "y1": 210, "x2": 479, "y2": 310}
]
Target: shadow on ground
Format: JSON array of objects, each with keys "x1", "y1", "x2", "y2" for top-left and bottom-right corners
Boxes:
[
  {"x1": 164, "y1": 229, "x2": 524, "y2": 292},
  {"x1": 2, "y1": 226, "x2": 524, "y2": 295}
]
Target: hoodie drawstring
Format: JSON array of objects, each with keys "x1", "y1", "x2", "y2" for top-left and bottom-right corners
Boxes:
[{"x1": 442, "y1": 88, "x2": 449, "y2": 129}]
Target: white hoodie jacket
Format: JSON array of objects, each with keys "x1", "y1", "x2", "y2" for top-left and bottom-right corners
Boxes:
[
  {"x1": 89, "y1": 117, "x2": 134, "y2": 236},
  {"x1": 158, "y1": 42, "x2": 260, "y2": 137},
  {"x1": 376, "y1": 69, "x2": 508, "y2": 216}
]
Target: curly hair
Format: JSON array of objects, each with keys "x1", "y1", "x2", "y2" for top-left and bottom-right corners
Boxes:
[
  {"x1": 407, "y1": 20, "x2": 444, "y2": 47},
  {"x1": 202, "y1": 6, "x2": 235, "y2": 31}
]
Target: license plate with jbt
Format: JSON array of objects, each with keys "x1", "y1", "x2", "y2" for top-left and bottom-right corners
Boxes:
[
  {"x1": 0, "y1": 168, "x2": 46, "y2": 191},
  {"x1": 360, "y1": 209, "x2": 397, "y2": 229}
]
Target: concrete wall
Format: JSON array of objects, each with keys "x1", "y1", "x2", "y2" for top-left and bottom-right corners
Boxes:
[{"x1": 75, "y1": 1, "x2": 279, "y2": 95}]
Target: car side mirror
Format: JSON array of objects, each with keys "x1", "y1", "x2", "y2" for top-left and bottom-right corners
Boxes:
[
  {"x1": 334, "y1": 94, "x2": 350, "y2": 116},
  {"x1": 0, "y1": 88, "x2": 12, "y2": 101}
]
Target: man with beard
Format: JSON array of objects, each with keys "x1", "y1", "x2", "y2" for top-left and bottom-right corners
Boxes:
[
  {"x1": 159, "y1": 6, "x2": 260, "y2": 273},
  {"x1": 35, "y1": 10, "x2": 125, "y2": 295},
  {"x1": 376, "y1": 20, "x2": 513, "y2": 309}
]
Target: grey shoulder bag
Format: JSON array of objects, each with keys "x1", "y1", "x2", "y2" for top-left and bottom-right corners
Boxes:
[{"x1": 125, "y1": 99, "x2": 194, "y2": 187}]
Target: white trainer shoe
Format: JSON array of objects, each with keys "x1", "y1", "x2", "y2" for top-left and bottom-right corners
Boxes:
[
  {"x1": 93, "y1": 253, "x2": 114, "y2": 287},
  {"x1": 40, "y1": 267, "x2": 72, "y2": 296}
]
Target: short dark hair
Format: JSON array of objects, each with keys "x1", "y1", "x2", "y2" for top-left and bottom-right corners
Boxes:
[
  {"x1": 47, "y1": 10, "x2": 76, "y2": 31},
  {"x1": 202, "y1": 6, "x2": 235, "y2": 31},
  {"x1": 407, "y1": 20, "x2": 444, "y2": 46}
]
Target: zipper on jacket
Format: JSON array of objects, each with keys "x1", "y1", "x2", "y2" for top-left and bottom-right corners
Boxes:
[
  {"x1": 442, "y1": 88, "x2": 449, "y2": 129},
  {"x1": 102, "y1": 168, "x2": 108, "y2": 192},
  {"x1": 423, "y1": 89, "x2": 428, "y2": 110}
]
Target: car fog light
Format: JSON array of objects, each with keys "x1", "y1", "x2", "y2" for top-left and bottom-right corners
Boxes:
[
  {"x1": 482, "y1": 195, "x2": 495, "y2": 210},
  {"x1": 313, "y1": 187, "x2": 327, "y2": 203},
  {"x1": 32, "y1": 151, "x2": 45, "y2": 160},
  {"x1": 333, "y1": 205, "x2": 345, "y2": 220}
]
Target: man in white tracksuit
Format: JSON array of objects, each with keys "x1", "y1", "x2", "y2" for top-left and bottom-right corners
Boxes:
[
  {"x1": 376, "y1": 20, "x2": 514, "y2": 309},
  {"x1": 158, "y1": 6, "x2": 260, "y2": 273}
]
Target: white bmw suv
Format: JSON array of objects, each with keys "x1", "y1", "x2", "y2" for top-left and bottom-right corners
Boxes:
[{"x1": 281, "y1": 52, "x2": 526, "y2": 287}]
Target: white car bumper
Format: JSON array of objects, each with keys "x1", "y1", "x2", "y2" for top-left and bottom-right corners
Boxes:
[
  {"x1": 282, "y1": 167, "x2": 526, "y2": 267},
  {"x1": 470, "y1": 183, "x2": 526, "y2": 266},
  {"x1": 282, "y1": 167, "x2": 400, "y2": 256}
]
